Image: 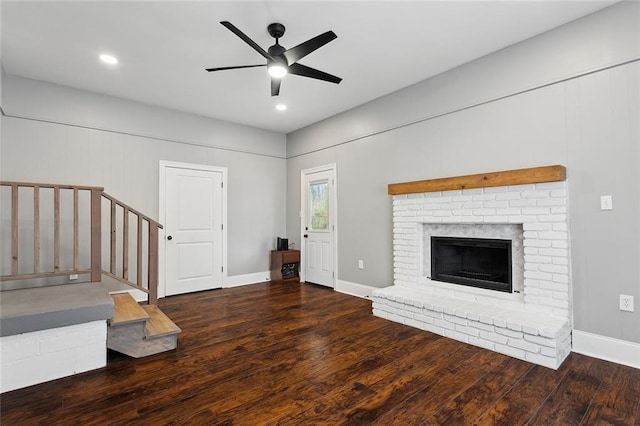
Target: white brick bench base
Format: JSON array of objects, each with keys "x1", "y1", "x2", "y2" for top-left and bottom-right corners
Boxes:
[
  {"x1": 372, "y1": 286, "x2": 571, "y2": 369},
  {"x1": 0, "y1": 320, "x2": 107, "y2": 393}
]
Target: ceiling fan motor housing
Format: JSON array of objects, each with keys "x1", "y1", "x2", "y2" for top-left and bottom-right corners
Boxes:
[{"x1": 268, "y1": 44, "x2": 287, "y2": 66}]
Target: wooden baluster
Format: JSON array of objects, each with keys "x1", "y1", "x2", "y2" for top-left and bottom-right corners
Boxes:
[
  {"x1": 137, "y1": 215, "x2": 143, "y2": 286},
  {"x1": 34, "y1": 185, "x2": 40, "y2": 274},
  {"x1": 90, "y1": 189, "x2": 102, "y2": 282},
  {"x1": 53, "y1": 187, "x2": 60, "y2": 272},
  {"x1": 148, "y1": 222, "x2": 159, "y2": 305},
  {"x1": 11, "y1": 184, "x2": 18, "y2": 275},
  {"x1": 123, "y1": 208, "x2": 129, "y2": 280},
  {"x1": 73, "y1": 188, "x2": 79, "y2": 270},
  {"x1": 1, "y1": 182, "x2": 159, "y2": 291},
  {"x1": 110, "y1": 199, "x2": 116, "y2": 274}
]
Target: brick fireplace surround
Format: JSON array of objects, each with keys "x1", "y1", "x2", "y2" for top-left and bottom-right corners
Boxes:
[{"x1": 372, "y1": 166, "x2": 571, "y2": 369}]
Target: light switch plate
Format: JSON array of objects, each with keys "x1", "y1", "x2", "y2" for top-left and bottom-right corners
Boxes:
[
  {"x1": 600, "y1": 195, "x2": 613, "y2": 210},
  {"x1": 620, "y1": 294, "x2": 634, "y2": 312}
]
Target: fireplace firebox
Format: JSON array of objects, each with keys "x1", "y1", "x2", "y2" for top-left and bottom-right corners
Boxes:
[{"x1": 431, "y1": 236, "x2": 512, "y2": 293}]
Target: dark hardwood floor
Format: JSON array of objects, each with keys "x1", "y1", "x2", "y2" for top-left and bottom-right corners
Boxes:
[{"x1": 2, "y1": 281, "x2": 639, "y2": 425}]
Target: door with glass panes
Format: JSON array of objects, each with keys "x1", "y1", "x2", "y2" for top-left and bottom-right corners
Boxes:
[{"x1": 302, "y1": 167, "x2": 334, "y2": 287}]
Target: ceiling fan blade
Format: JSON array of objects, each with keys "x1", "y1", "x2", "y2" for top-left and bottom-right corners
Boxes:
[
  {"x1": 283, "y1": 31, "x2": 337, "y2": 65},
  {"x1": 288, "y1": 63, "x2": 342, "y2": 84},
  {"x1": 206, "y1": 64, "x2": 265, "y2": 72},
  {"x1": 220, "y1": 21, "x2": 274, "y2": 61},
  {"x1": 271, "y1": 78, "x2": 281, "y2": 97}
]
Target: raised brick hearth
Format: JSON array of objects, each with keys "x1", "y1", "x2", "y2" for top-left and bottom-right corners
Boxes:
[{"x1": 373, "y1": 177, "x2": 572, "y2": 369}]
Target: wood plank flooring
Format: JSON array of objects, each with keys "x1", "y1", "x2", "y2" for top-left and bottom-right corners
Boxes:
[{"x1": 2, "y1": 281, "x2": 639, "y2": 425}]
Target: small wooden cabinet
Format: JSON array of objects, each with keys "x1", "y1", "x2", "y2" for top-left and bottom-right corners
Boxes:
[{"x1": 270, "y1": 250, "x2": 300, "y2": 282}]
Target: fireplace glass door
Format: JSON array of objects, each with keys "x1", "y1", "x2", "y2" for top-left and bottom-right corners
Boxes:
[{"x1": 431, "y1": 237, "x2": 512, "y2": 293}]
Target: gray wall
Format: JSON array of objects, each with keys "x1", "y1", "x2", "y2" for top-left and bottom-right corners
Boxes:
[
  {"x1": 286, "y1": 2, "x2": 640, "y2": 344},
  {"x1": 1, "y1": 75, "x2": 287, "y2": 277}
]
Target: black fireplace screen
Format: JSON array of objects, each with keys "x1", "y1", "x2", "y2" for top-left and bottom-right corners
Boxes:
[{"x1": 431, "y1": 236, "x2": 512, "y2": 293}]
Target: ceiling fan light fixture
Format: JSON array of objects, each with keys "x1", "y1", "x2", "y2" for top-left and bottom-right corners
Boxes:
[{"x1": 267, "y1": 62, "x2": 287, "y2": 78}]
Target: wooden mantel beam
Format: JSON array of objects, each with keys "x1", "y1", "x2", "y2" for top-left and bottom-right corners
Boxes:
[{"x1": 388, "y1": 165, "x2": 566, "y2": 196}]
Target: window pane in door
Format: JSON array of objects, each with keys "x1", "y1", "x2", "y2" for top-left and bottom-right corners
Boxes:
[{"x1": 310, "y1": 180, "x2": 329, "y2": 231}]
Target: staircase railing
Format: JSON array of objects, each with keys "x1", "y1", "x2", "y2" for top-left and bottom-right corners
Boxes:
[{"x1": 0, "y1": 181, "x2": 162, "y2": 305}]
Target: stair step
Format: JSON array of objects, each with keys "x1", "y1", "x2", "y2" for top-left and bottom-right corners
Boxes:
[
  {"x1": 143, "y1": 305, "x2": 181, "y2": 339},
  {"x1": 107, "y1": 293, "x2": 181, "y2": 358},
  {"x1": 110, "y1": 293, "x2": 149, "y2": 326}
]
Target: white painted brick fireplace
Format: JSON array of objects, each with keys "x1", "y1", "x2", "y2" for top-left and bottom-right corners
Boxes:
[{"x1": 372, "y1": 178, "x2": 572, "y2": 369}]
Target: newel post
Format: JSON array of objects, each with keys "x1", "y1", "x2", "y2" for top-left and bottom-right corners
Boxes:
[
  {"x1": 148, "y1": 224, "x2": 159, "y2": 305},
  {"x1": 90, "y1": 189, "x2": 102, "y2": 282}
]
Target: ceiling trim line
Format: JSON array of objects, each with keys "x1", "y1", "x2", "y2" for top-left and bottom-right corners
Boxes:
[
  {"x1": 286, "y1": 56, "x2": 640, "y2": 160},
  {"x1": 3, "y1": 113, "x2": 287, "y2": 160}
]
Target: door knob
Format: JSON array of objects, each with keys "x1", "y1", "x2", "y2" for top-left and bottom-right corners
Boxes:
[
  {"x1": 167, "y1": 235, "x2": 173, "y2": 241},
  {"x1": 303, "y1": 234, "x2": 308, "y2": 238}
]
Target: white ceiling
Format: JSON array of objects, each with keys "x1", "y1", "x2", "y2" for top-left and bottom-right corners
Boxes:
[{"x1": 1, "y1": 1, "x2": 616, "y2": 134}]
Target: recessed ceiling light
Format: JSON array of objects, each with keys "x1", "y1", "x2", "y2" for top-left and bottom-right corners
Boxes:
[
  {"x1": 99, "y1": 54, "x2": 118, "y2": 65},
  {"x1": 275, "y1": 104, "x2": 287, "y2": 111}
]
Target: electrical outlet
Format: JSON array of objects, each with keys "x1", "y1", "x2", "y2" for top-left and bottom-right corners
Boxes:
[
  {"x1": 619, "y1": 294, "x2": 634, "y2": 312},
  {"x1": 69, "y1": 274, "x2": 79, "y2": 280},
  {"x1": 600, "y1": 195, "x2": 613, "y2": 210},
  {"x1": 358, "y1": 260, "x2": 364, "y2": 270}
]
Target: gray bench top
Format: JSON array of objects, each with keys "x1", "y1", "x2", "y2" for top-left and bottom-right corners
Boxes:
[{"x1": 0, "y1": 283, "x2": 114, "y2": 337}]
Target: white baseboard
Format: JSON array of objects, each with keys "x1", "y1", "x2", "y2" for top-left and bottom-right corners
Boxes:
[
  {"x1": 572, "y1": 329, "x2": 640, "y2": 369},
  {"x1": 335, "y1": 280, "x2": 379, "y2": 299},
  {"x1": 109, "y1": 289, "x2": 148, "y2": 303},
  {"x1": 103, "y1": 274, "x2": 149, "y2": 302},
  {"x1": 224, "y1": 271, "x2": 270, "y2": 288}
]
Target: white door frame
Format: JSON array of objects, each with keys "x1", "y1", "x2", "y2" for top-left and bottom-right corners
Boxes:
[
  {"x1": 300, "y1": 163, "x2": 337, "y2": 286},
  {"x1": 159, "y1": 160, "x2": 228, "y2": 298}
]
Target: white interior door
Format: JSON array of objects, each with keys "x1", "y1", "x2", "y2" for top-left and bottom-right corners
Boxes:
[
  {"x1": 164, "y1": 166, "x2": 224, "y2": 296},
  {"x1": 302, "y1": 166, "x2": 335, "y2": 288}
]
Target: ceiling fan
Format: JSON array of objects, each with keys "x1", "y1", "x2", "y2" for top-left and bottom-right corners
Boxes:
[{"x1": 206, "y1": 21, "x2": 342, "y2": 96}]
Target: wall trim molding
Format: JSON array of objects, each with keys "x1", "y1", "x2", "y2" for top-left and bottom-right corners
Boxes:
[
  {"x1": 0, "y1": 74, "x2": 286, "y2": 160},
  {"x1": 335, "y1": 280, "x2": 377, "y2": 299},
  {"x1": 286, "y1": 57, "x2": 640, "y2": 160},
  {"x1": 572, "y1": 329, "x2": 640, "y2": 369},
  {"x1": 224, "y1": 271, "x2": 270, "y2": 288}
]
